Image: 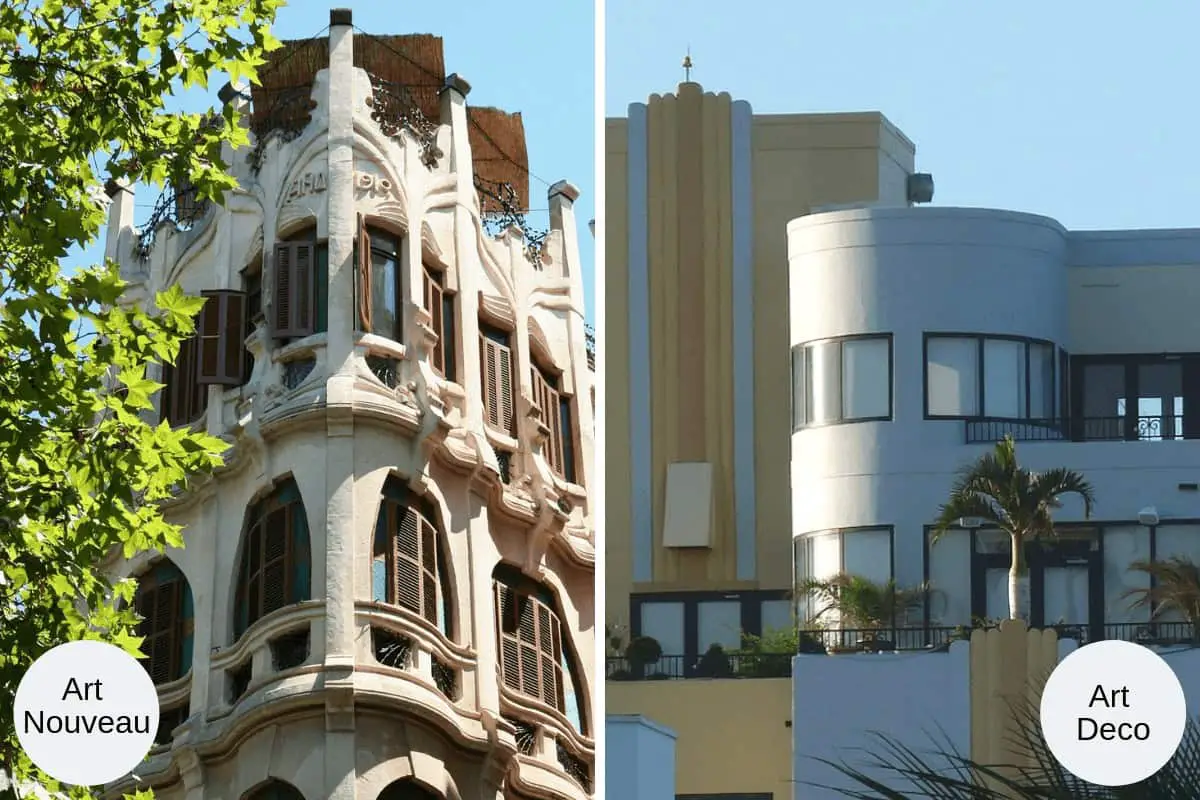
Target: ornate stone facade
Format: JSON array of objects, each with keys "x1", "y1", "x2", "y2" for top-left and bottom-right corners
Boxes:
[{"x1": 100, "y1": 13, "x2": 594, "y2": 800}]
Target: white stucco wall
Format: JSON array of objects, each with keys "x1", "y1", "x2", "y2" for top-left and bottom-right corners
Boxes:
[
  {"x1": 605, "y1": 715, "x2": 676, "y2": 800},
  {"x1": 787, "y1": 206, "x2": 1200, "y2": 618}
]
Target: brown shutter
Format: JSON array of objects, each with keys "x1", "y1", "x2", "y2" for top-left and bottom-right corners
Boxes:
[
  {"x1": 273, "y1": 242, "x2": 316, "y2": 338},
  {"x1": 244, "y1": 523, "x2": 262, "y2": 626},
  {"x1": 495, "y1": 583, "x2": 521, "y2": 692},
  {"x1": 532, "y1": 368, "x2": 565, "y2": 476},
  {"x1": 357, "y1": 215, "x2": 373, "y2": 332},
  {"x1": 198, "y1": 291, "x2": 247, "y2": 386},
  {"x1": 480, "y1": 335, "x2": 500, "y2": 428},
  {"x1": 167, "y1": 336, "x2": 201, "y2": 426},
  {"x1": 498, "y1": 343, "x2": 514, "y2": 434},
  {"x1": 261, "y1": 505, "x2": 290, "y2": 616},
  {"x1": 272, "y1": 243, "x2": 291, "y2": 336},
  {"x1": 137, "y1": 577, "x2": 181, "y2": 685},
  {"x1": 425, "y1": 267, "x2": 445, "y2": 374},
  {"x1": 293, "y1": 242, "x2": 314, "y2": 336},
  {"x1": 420, "y1": 515, "x2": 438, "y2": 623},
  {"x1": 393, "y1": 504, "x2": 422, "y2": 616}
]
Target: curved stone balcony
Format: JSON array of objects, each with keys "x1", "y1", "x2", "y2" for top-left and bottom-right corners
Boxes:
[{"x1": 498, "y1": 686, "x2": 595, "y2": 799}]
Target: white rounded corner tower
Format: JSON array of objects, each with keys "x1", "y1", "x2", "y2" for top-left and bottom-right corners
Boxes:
[
  {"x1": 98, "y1": 10, "x2": 595, "y2": 800},
  {"x1": 783, "y1": 202, "x2": 1196, "y2": 638}
]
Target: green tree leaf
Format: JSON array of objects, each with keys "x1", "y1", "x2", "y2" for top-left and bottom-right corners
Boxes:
[{"x1": 0, "y1": 0, "x2": 280, "y2": 795}]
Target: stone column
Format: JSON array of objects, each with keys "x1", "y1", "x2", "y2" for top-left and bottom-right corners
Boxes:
[
  {"x1": 322, "y1": 8, "x2": 358, "y2": 800},
  {"x1": 439, "y1": 75, "x2": 484, "y2": 426},
  {"x1": 548, "y1": 181, "x2": 594, "y2": 496}
]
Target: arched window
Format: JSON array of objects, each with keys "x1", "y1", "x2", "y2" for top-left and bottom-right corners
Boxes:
[
  {"x1": 378, "y1": 779, "x2": 440, "y2": 800},
  {"x1": 234, "y1": 479, "x2": 312, "y2": 639},
  {"x1": 241, "y1": 779, "x2": 305, "y2": 800},
  {"x1": 492, "y1": 564, "x2": 587, "y2": 733},
  {"x1": 134, "y1": 560, "x2": 194, "y2": 685},
  {"x1": 372, "y1": 479, "x2": 452, "y2": 636}
]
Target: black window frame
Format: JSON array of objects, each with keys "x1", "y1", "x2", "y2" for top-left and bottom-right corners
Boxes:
[
  {"x1": 1069, "y1": 352, "x2": 1200, "y2": 441},
  {"x1": 628, "y1": 590, "x2": 790, "y2": 677},
  {"x1": 791, "y1": 333, "x2": 894, "y2": 431},
  {"x1": 793, "y1": 525, "x2": 898, "y2": 624},
  {"x1": 923, "y1": 332, "x2": 1058, "y2": 421}
]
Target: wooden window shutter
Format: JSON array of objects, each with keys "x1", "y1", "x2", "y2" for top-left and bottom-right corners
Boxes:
[
  {"x1": 495, "y1": 583, "x2": 521, "y2": 692},
  {"x1": 532, "y1": 368, "x2": 565, "y2": 477},
  {"x1": 498, "y1": 343, "x2": 514, "y2": 433},
  {"x1": 419, "y1": 514, "x2": 438, "y2": 623},
  {"x1": 273, "y1": 242, "x2": 316, "y2": 338},
  {"x1": 357, "y1": 214, "x2": 373, "y2": 332},
  {"x1": 165, "y1": 335, "x2": 202, "y2": 426},
  {"x1": 424, "y1": 266, "x2": 445, "y2": 374},
  {"x1": 137, "y1": 577, "x2": 181, "y2": 685},
  {"x1": 393, "y1": 504, "x2": 422, "y2": 617},
  {"x1": 480, "y1": 335, "x2": 500, "y2": 428},
  {"x1": 198, "y1": 291, "x2": 247, "y2": 386},
  {"x1": 261, "y1": 505, "x2": 291, "y2": 617}
]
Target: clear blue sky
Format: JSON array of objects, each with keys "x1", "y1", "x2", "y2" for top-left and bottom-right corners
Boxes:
[
  {"x1": 70, "y1": 0, "x2": 595, "y2": 321},
  {"x1": 605, "y1": 0, "x2": 1200, "y2": 231}
]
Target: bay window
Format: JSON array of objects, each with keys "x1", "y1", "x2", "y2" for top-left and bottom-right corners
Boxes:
[
  {"x1": 925, "y1": 333, "x2": 1057, "y2": 420},
  {"x1": 791, "y1": 334, "x2": 893, "y2": 430}
]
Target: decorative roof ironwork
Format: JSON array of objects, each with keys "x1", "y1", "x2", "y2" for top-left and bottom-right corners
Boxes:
[
  {"x1": 474, "y1": 174, "x2": 547, "y2": 263},
  {"x1": 247, "y1": 85, "x2": 317, "y2": 173},
  {"x1": 585, "y1": 324, "x2": 595, "y2": 370},
  {"x1": 364, "y1": 73, "x2": 443, "y2": 167}
]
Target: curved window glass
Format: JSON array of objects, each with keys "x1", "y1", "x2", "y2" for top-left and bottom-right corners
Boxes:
[{"x1": 792, "y1": 335, "x2": 892, "y2": 429}]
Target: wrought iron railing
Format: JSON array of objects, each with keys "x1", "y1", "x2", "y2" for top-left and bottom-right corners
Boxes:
[
  {"x1": 584, "y1": 323, "x2": 595, "y2": 370},
  {"x1": 365, "y1": 73, "x2": 442, "y2": 167},
  {"x1": 965, "y1": 415, "x2": 1189, "y2": 444},
  {"x1": 475, "y1": 174, "x2": 547, "y2": 262},
  {"x1": 133, "y1": 181, "x2": 211, "y2": 261}
]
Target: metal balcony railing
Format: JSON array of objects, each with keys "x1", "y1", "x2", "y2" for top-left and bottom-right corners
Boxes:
[
  {"x1": 965, "y1": 415, "x2": 1191, "y2": 444},
  {"x1": 604, "y1": 621, "x2": 1199, "y2": 681}
]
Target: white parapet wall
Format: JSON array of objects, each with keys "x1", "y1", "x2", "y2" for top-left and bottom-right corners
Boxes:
[{"x1": 606, "y1": 714, "x2": 677, "y2": 800}]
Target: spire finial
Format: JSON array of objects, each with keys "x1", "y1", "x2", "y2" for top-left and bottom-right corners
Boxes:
[{"x1": 682, "y1": 47, "x2": 693, "y2": 82}]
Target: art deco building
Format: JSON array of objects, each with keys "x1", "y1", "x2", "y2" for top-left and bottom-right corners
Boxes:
[
  {"x1": 98, "y1": 11, "x2": 595, "y2": 800},
  {"x1": 604, "y1": 80, "x2": 922, "y2": 798}
]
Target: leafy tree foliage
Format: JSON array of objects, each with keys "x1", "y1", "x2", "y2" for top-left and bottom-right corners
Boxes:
[{"x1": 0, "y1": 1, "x2": 281, "y2": 795}]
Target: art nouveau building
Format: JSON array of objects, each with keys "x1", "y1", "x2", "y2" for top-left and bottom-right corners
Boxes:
[{"x1": 98, "y1": 12, "x2": 594, "y2": 800}]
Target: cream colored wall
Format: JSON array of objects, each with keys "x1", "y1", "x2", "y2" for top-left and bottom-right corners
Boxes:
[
  {"x1": 604, "y1": 118, "x2": 631, "y2": 627},
  {"x1": 1069, "y1": 263, "x2": 1200, "y2": 354},
  {"x1": 607, "y1": 680, "x2": 793, "y2": 799}
]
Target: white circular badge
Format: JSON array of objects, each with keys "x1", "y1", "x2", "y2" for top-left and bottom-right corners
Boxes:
[
  {"x1": 14, "y1": 640, "x2": 160, "y2": 786},
  {"x1": 1040, "y1": 639, "x2": 1186, "y2": 786}
]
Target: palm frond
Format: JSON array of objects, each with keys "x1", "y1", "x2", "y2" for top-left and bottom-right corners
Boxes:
[
  {"x1": 1124, "y1": 556, "x2": 1200, "y2": 623},
  {"x1": 809, "y1": 696, "x2": 1200, "y2": 798},
  {"x1": 1031, "y1": 467, "x2": 1096, "y2": 519}
]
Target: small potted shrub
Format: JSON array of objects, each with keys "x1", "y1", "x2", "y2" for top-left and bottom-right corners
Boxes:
[
  {"x1": 625, "y1": 635, "x2": 663, "y2": 678},
  {"x1": 695, "y1": 644, "x2": 733, "y2": 678}
]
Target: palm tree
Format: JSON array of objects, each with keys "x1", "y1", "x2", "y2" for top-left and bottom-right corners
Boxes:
[
  {"x1": 932, "y1": 436, "x2": 1095, "y2": 621},
  {"x1": 1124, "y1": 555, "x2": 1200, "y2": 643}
]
